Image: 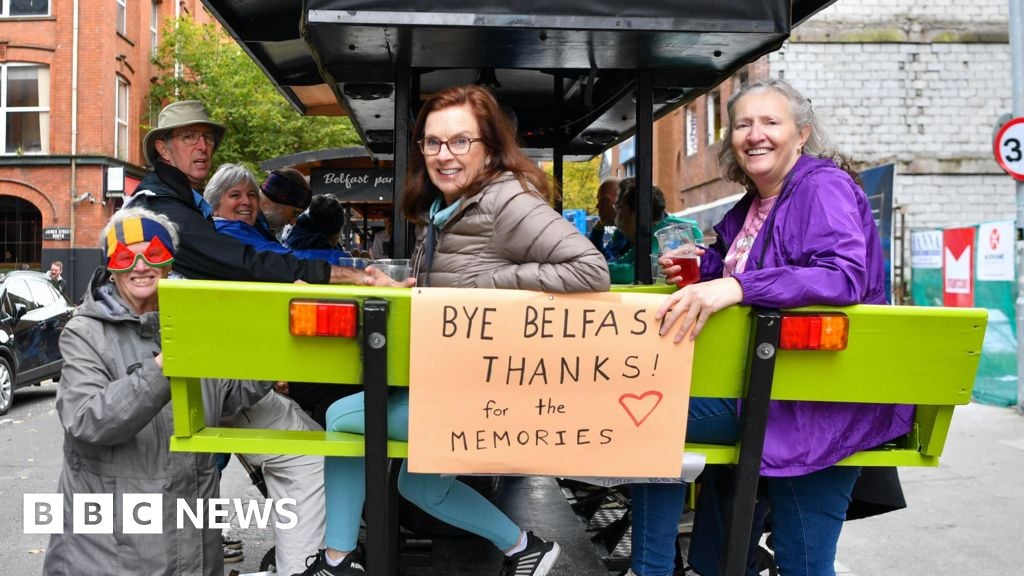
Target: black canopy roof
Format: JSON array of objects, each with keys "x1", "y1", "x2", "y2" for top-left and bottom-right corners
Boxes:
[{"x1": 201, "y1": 0, "x2": 836, "y2": 158}]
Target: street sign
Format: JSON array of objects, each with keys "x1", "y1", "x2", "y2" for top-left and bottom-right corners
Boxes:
[
  {"x1": 993, "y1": 116, "x2": 1024, "y2": 181},
  {"x1": 42, "y1": 227, "x2": 71, "y2": 241}
]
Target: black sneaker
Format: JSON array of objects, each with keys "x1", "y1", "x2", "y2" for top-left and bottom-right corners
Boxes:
[
  {"x1": 292, "y1": 549, "x2": 365, "y2": 576},
  {"x1": 222, "y1": 531, "x2": 243, "y2": 550},
  {"x1": 222, "y1": 545, "x2": 243, "y2": 564},
  {"x1": 500, "y1": 532, "x2": 561, "y2": 576}
]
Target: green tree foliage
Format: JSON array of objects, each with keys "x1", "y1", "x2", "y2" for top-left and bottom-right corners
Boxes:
[
  {"x1": 541, "y1": 156, "x2": 602, "y2": 213},
  {"x1": 149, "y1": 18, "x2": 360, "y2": 174}
]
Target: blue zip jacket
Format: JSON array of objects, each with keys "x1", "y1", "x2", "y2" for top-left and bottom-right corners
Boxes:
[{"x1": 213, "y1": 219, "x2": 351, "y2": 267}]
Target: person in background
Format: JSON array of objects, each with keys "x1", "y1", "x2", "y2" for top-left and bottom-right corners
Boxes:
[
  {"x1": 300, "y1": 85, "x2": 609, "y2": 576},
  {"x1": 587, "y1": 178, "x2": 629, "y2": 260},
  {"x1": 129, "y1": 100, "x2": 398, "y2": 286},
  {"x1": 48, "y1": 260, "x2": 70, "y2": 301},
  {"x1": 607, "y1": 178, "x2": 703, "y2": 284},
  {"x1": 259, "y1": 168, "x2": 311, "y2": 236},
  {"x1": 43, "y1": 208, "x2": 271, "y2": 576},
  {"x1": 204, "y1": 164, "x2": 351, "y2": 266},
  {"x1": 629, "y1": 79, "x2": 910, "y2": 576},
  {"x1": 285, "y1": 193, "x2": 349, "y2": 254},
  {"x1": 368, "y1": 217, "x2": 392, "y2": 259}
]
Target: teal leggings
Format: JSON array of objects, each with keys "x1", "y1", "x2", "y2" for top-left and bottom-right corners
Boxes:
[{"x1": 324, "y1": 389, "x2": 521, "y2": 552}]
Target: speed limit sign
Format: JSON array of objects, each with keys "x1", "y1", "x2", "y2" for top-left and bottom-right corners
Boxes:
[{"x1": 994, "y1": 117, "x2": 1024, "y2": 181}]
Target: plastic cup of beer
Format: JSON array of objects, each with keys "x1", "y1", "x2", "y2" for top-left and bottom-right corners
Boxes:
[{"x1": 654, "y1": 225, "x2": 699, "y2": 287}]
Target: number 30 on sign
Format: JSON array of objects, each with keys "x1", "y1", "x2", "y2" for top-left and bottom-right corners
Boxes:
[{"x1": 995, "y1": 117, "x2": 1024, "y2": 181}]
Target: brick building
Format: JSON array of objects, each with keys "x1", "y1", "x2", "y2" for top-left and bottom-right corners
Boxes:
[
  {"x1": 0, "y1": 0, "x2": 214, "y2": 299},
  {"x1": 604, "y1": 0, "x2": 1013, "y2": 280}
]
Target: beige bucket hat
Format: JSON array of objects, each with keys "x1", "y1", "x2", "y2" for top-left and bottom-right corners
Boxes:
[{"x1": 143, "y1": 100, "x2": 226, "y2": 164}]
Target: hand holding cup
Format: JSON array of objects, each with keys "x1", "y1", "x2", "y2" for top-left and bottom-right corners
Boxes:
[{"x1": 654, "y1": 225, "x2": 700, "y2": 288}]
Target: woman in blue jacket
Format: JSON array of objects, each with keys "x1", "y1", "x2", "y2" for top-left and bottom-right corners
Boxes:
[{"x1": 629, "y1": 80, "x2": 912, "y2": 576}]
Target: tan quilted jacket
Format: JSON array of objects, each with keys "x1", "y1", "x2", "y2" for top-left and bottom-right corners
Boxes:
[{"x1": 410, "y1": 173, "x2": 610, "y2": 292}]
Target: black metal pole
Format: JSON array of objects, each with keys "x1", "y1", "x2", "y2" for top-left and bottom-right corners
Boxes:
[
  {"x1": 362, "y1": 299, "x2": 398, "y2": 576},
  {"x1": 393, "y1": 66, "x2": 411, "y2": 258},
  {"x1": 553, "y1": 147, "x2": 564, "y2": 213},
  {"x1": 635, "y1": 70, "x2": 654, "y2": 284},
  {"x1": 720, "y1": 308, "x2": 781, "y2": 576},
  {"x1": 553, "y1": 73, "x2": 564, "y2": 213}
]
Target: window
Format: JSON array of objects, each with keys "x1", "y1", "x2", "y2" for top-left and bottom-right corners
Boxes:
[
  {"x1": 116, "y1": 0, "x2": 126, "y2": 35},
  {"x1": 115, "y1": 77, "x2": 129, "y2": 160},
  {"x1": 27, "y1": 278, "x2": 55, "y2": 307},
  {"x1": 621, "y1": 160, "x2": 636, "y2": 178},
  {"x1": 3, "y1": 0, "x2": 48, "y2": 17},
  {"x1": 685, "y1": 105, "x2": 698, "y2": 156},
  {"x1": 707, "y1": 91, "x2": 721, "y2": 145},
  {"x1": 5, "y1": 279, "x2": 37, "y2": 313},
  {"x1": 2, "y1": 64, "x2": 50, "y2": 155},
  {"x1": 150, "y1": 1, "x2": 159, "y2": 55}
]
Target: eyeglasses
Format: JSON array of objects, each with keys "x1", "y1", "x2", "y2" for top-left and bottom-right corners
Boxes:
[
  {"x1": 107, "y1": 237, "x2": 175, "y2": 272},
  {"x1": 169, "y1": 131, "x2": 218, "y2": 147},
  {"x1": 417, "y1": 136, "x2": 483, "y2": 156}
]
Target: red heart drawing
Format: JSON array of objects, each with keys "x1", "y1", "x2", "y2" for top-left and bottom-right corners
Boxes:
[{"x1": 619, "y1": 391, "x2": 664, "y2": 427}]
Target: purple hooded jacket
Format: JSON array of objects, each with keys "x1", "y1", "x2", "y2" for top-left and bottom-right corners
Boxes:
[{"x1": 701, "y1": 155, "x2": 914, "y2": 476}]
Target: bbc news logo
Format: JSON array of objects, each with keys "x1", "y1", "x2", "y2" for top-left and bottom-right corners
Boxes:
[{"x1": 24, "y1": 494, "x2": 297, "y2": 534}]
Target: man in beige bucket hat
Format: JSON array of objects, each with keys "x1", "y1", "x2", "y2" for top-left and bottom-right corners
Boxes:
[
  {"x1": 143, "y1": 100, "x2": 225, "y2": 188},
  {"x1": 129, "y1": 100, "x2": 410, "y2": 286}
]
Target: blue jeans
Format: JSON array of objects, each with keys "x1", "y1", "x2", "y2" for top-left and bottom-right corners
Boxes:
[
  {"x1": 324, "y1": 389, "x2": 522, "y2": 552},
  {"x1": 630, "y1": 398, "x2": 861, "y2": 576}
]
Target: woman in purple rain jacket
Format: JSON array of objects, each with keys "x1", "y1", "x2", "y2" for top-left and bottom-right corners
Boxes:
[{"x1": 628, "y1": 79, "x2": 913, "y2": 576}]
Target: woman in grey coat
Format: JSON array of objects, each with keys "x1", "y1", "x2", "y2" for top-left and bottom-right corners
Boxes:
[{"x1": 43, "y1": 208, "x2": 271, "y2": 576}]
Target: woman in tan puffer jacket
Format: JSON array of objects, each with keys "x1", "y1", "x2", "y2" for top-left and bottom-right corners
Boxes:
[
  {"x1": 403, "y1": 87, "x2": 609, "y2": 292},
  {"x1": 308, "y1": 86, "x2": 608, "y2": 576}
]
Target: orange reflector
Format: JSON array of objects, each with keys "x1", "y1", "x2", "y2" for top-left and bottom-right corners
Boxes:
[
  {"x1": 289, "y1": 300, "x2": 358, "y2": 338},
  {"x1": 779, "y1": 314, "x2": 848, "y2": 351}
]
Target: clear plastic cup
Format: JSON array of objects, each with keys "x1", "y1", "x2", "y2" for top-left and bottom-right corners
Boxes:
[
  {"x1": 650, "y1": 254, "x2": 666, "y2": 281},
  {"x1": 654, "y1": 225, "x2": 696, "y2": 256},
  {"x1": 375, "y1": 264, "x2": 413, "y2": 282},
  {"x1": 337, "y1": 257, "x2": 370, "y2": 269},
  {"x1": 373, "y1": 258, "x2": 411, "y2": 268}
]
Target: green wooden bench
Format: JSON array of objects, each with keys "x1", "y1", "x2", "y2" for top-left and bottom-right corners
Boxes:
[{"x1": 159, "y1": 279, "x2": 986, "y2": 576}]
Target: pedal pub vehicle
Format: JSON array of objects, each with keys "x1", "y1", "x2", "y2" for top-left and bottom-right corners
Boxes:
[{"x1": 161, "y1": 2, "x2": 987, "y2": 575}]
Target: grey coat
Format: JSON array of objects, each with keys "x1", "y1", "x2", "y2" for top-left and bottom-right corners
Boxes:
[
  {"x1": 44, "y1": 271, "x2": 271, "y2": 576},
  {"x1": 411, "y1": 173, "x2": 610, "y2": 291}
]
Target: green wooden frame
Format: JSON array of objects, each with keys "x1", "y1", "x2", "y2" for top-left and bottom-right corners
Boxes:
[{"x1": 161, "y1": 280, "x2": 987, "y2": 468}]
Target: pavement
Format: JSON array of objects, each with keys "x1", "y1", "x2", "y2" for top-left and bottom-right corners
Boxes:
[
  {"x1": 834, "y1": 401, "x2": 1024, "y2": 576},
  {"x1": 2, "y1": 383, "x2": 1023, "y2": 575}
]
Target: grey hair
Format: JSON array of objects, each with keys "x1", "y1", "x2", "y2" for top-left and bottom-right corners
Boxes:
[
  {"x1": 98, "y1": 207, "x2": 180, "y2": 256},
  {"x1": 718, "y1": 79, "x2": 845, "y2": 190},
  {"x1": 204, "y1": 163, "x2": 258, "y2": 211}
]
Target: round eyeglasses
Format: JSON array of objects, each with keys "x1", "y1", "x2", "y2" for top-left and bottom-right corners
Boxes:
[{"x1": 417, "y1": 137, "x2": 484, "y2": 156}]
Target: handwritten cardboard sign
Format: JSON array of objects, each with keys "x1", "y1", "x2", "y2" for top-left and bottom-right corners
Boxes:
[{"x1": 408, "y1": 288, "x2": 693, "y2": 478}]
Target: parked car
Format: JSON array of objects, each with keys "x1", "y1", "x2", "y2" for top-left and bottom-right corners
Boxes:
[{"x1": 0, "y1": 271, "x2": 75, "y2": 415}]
